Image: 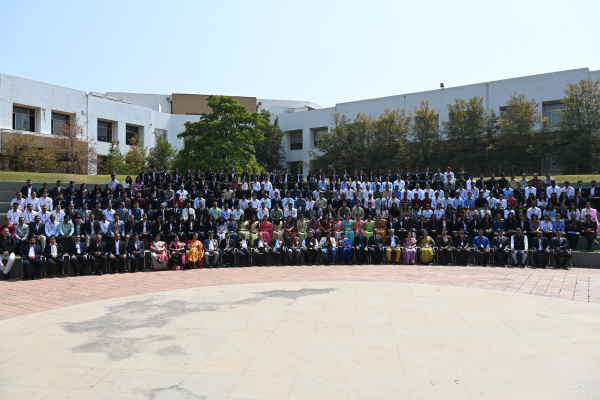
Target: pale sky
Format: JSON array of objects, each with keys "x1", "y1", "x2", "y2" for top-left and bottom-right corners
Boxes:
[{"x1": 2, "y1": 0, "x2": 599, "y2": 108}]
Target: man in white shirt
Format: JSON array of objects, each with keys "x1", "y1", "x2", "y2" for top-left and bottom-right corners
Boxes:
[
  {"x1": 546, "y1": 181, "x2": 562, "y2": 198},
  {"x1": 102, "y1": 203, "x2": 116, "y2": 222},
  {"x1": 45, "y1": 214, "x2": 60, "y2": 238},
  {"x1": 444, "y1": 167, "x2": 454, "y2": 184},
  {"x1": 257, "y1": 204, "x2": 269, "y2": 220},
  {"x1": 107, "y1": 174, "x2": 119, "y2": 190},
  {"x1": 525, "y1": 182, "x2": 537, "y2": 200},
  {"x1": 38, "y1": 191, "x2": 53, "y2": 211},
  {"x1": 27, "y1": 192, "x2": 40, "y2": 211},
  {"x1": 527, "y1": 202, "x2": 542, "y2": 220},
  {"x1": 176, "y1": 184, "x2": 188, "y2": 199},
  {"x1": 562, "y1": 181, "x2": 575, "y2": 198},
  {"x1": 22, "y1": 204, "x2": 38, "y2": 224},
  {"x1": 249, "y1": 193, "x2": 261, "y2": 210},
  {"x1": 284, "y1": 203, "x2": 297, "y2": 219},
  {"x1": 7, "y1": 203, "x2": 22, "y2": 225},
  {"x1": 10, "y1": 192, "x2": 27, "y2": 211},
  {"x1": 51, "y1": 205, "x2": 65, "y2": 222}
]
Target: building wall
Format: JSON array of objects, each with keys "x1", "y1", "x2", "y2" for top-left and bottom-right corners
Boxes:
[
  {"x1": 276, "y1": 68, "x2": 599, "y2": 169},
  {"x1": 172, "y1": 93, "x2": 257, "y2": 115},
  {"x1": 104, "y1": 92, "x2": 172, "y2": 113}
]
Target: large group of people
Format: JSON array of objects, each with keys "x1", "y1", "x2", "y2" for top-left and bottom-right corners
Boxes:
[{"x1": 1, "y1": 165, "x2": 598, "y2": 280}]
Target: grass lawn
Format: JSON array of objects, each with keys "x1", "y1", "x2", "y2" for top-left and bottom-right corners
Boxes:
[{"x1": 0, "y1": 172, "x2": 128, "y2": 185}]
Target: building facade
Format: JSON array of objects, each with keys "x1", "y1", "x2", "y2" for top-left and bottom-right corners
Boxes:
[{"x1": 1, "y1": 67, "x2": 599, "y2": 173}]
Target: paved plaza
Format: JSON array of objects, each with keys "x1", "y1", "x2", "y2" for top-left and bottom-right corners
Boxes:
[{"x1": 1, "y1": 267, "x2": 600, "y2": 399}]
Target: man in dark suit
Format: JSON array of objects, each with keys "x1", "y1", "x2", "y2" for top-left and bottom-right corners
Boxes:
[
  {"x1": 493, "y1": 230, "x2": 509, "y2": 266},
  {"x1": 581, "y1": 214, "x2": 598, "y2": 250},
  {"x1": 161, "y1": 167, "x2": 171, "y2": 182},
  {"x1": 384, "y1": 230, "x2": 401, "y2": 264},
  {"x1": 124, "y1": 215, "x2": 139, "y2": 245},
  {"x1": 565, "y1": 214, "x2": 582, "y2": 249},
  {"x1": 354, "y1": 229, "x2": 370, "y2": 264},
  {"x1": 237, "y1": 233, "x2": 251, "y2": 266},
  {"x1": 88, "y1": 234, "x2": 107, "y2": 275},
  {"x1": 127, "y1": 233, "x2": 145, "y2": 272},
  {"x1": 286, "y1": 232, "x2": 301, "y2": 265},
  {"x1": 50, "y1": 180, "x2": 65, "y2": 199},
  {"x1": 216, "y1": 168, "x2": 226, "y2": 183},
  {"x1": 368, "y1": 233, "x2": 384, "y2": 264},
  {"x1": 204, "y1": 232, "x2": 219, "y2": 267},
  {"x1": 69, "y1": 234, "x2": 88, "y2": 276},
  {"x1": 108, "y1": 233, "x2": 127, "y2": 273},
  {"x1": 220, "y1": 232, "x2": 236, "y2": 267},
  {"x1": 44, "y1": 235, "x2": 64, "y2": 277},
  {"x1": 253, "y1": 232, "x2": 270, "y2": 266},
  {"x1": 28, "y1": 215, "x2": 46, "y2": 249},
  {"x1": 551, "y1": 230, "x2": 572, "y2": 269},
  {"x1": 453, "y1": 228, "x2": 470, "y2": 266},
  {"x1": 531, "y1": 231, "x2": 550, "y2": 268},
  {"x1": 21, "y1": 179, "x2": 38, "y2": 199},
  {"x1": 302, "y1": 231, "x2": 319, "y2": 265},
  {"x1": 21, "y1": 236, "x2": 43, "y2": 280},
  {"x1": 270, "y1": 232, "x2": 286, "y2": 265},
  {"x1": 229, "y1": 167, "x2": 238, "y2": 184},
  {"x1": 138, "y1": 166, "x2": 149, "y2": 183}
]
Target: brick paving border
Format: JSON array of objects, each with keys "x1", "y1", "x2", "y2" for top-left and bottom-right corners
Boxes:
[{"x1": 1, "y1": 264, "x2": 599, "y2": 321}]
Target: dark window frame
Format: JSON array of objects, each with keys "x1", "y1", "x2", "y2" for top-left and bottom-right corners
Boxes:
[
  {"x1": 289, "y1": 130, "x2": 303, "y2": 150},
  {"x1": 12, "y1": 106, "x2": 35, "y2": 132},
  {"x1": 51, "y1": 112, "x2": 70, "y2": 135},
  {"x1": 97, "y1": 120, "x2": 113, "y2": 142},
  {"x1": 126, "y1": 125, "x2": 139, "y2": 145}
]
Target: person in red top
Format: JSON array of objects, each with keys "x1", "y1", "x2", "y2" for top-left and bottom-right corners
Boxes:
[{"x1": 2, "y1": 218, "x2": 15, "y2": 236}]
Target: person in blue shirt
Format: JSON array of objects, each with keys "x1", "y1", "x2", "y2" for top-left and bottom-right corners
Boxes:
[
  {"x1": 464, "y1": 192, "x2": 475, "y2": 209},
  {"x1": 472, "y1": 229, "x2": 491, "y2": 265},
  {"x1": 452, "y1": 193, "x2": 464, "y2": 210},
  {"x1": 552, "y1": 213, "x2": 565, "y2": 232}
]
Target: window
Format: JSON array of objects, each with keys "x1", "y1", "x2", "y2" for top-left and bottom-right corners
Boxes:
[
  {"x1": 126, "y1": 125, "x2": 139, "y2": 145},
  {"x1": 289, "y1": 130, "x2": 303, "y2": 150},
  {"x1": 313, "y1": 128, "x2": 327, "y2": 147},
  {"x1": 155, "y1": 128, "x2": 168, "y2": 136},
  {"x1": 51, "y1": 112, "x2": 70, "y2": 135},
  {"x1": 499, "y1": 106, "x2": 508, "y2": 115},
  {"x1": 543, "y1": 102, "x2": 566, "y2": 127},
  {"x1": 289, "y1": 161, "x2": 303, "y2": 175},
  {"x1": 97, "y1": 120, "x2": 113, "y2": 142},
  {"x1": 12, "y1": 106, "x2": 35, "y2": 132}
]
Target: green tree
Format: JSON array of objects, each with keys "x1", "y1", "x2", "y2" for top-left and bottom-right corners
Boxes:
[
  {"x1": 124, "y1": 136, "x2": 147, "y2": 173},
  {"x1": 556, "y1": 79, "x2": 600, "y2": 174},
  {"x1": 495, "y1": 92, "x2": 551, "y2": 173},
  {"x1": 371, "y1": 108, "x2": 412, "y2": 170},
  {"x1": 3, "y1": 131, "x2": 42, "y2": 172},
  {"x1": 443, "y1": 96, "x2": 499, "y2": 174},
  {"x1": 147, "y1": 130, "x2": 177, "y2": 170},
  {"x1": 101, "y1": 140, "x2": 125, "y2": 174},
  {"x1": 410, "y1": 100, "x2": 441, "y2": 168},
  {"x1": 175, "y1": 95, "x2": 264, "y2": 172},
  {"x1": 254, "y1": 110, "x2": 285, "y2": 171}
]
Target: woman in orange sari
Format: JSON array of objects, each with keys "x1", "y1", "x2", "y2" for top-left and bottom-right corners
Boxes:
[
  {"x1": 375, "y1": 214, "x2": 388, "y2": 243},
  {"x1": 259, "y1": 215, "x2": 273, "y2": 243},
  {"x1": 354, "y1": 215, "x2": 366, "y2": 238},
  {"x1": 187, "y1": 232, "x2": 204, "y2": 268}
]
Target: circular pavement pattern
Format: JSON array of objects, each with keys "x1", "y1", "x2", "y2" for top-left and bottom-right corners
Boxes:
[{"x1": 1, "y1": 282, "x2": 600, "y2": 400}]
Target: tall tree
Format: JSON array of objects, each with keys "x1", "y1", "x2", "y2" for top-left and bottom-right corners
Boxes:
[
  {"x1": 147, "y1": 130, "x2": 177, "y2": 170},
  {"x1": 556, "y1": 79, "x2": 600, "y2": 174},
  {"x1": 48, "y1": 117, "x2": 97, "y2": 174},
  {"x1": 3, "y1": 131, "x2": 43, "y2": 172},
  {"x1": 410, "y1": 101, "x2": 441, "y2": 168},
  {"x1": 495, "y1": 93, "x2": 551, "y2": 173},
  {"x1": 100, "y1": 140, "x2": 125, "y2": 175},
  {"x1": 175, "y1": 96, "x2": 264, "y2": 172},
  {"x1": 371, "y1": 108, "x2": 412, "y2": 170},
  {"x1": 254, "y1": 110, "x2": 285, "y2": 171},
  {"x1": 443, "y1": 96, "x2": 498, "y2": 173},
  {"x1": 124, "y1": 136, "x2": 147, "y2": 173}
]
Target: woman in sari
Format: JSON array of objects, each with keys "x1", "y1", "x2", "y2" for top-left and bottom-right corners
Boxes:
[
  {"x1": 321, "y1": 214, "x2": 333, "y2": 238},
  {"x1": 364, "y1": 215, "x2": 375, "y2": 242},
  {"x1": 296, "y1": 214, "x2": 308, "y2": 243},
  {"x1": 375, "y1": 214, "x2": 388, "y2": 243},
  {"x1": 338, "y1": 232, "x2": 353, "y2": 264},
  {"x1": 343, "y1": 214, "x2": 355, "y2": 245},
  {"x1": 238, "y1": 215, "x2": 249, "y2": 241},
  {"x1": 187, "y1": 233, "x2": 204, "y2": 268},
  {"x1": 216, "y1": 216, "x2": 228, "y2": 242},
  {"x1": 227, "y1": 215, "x2": 238, "y2": 242},
  {"x1": 334, "y1": 215, "x2": 344, "y2": 240},
  {"x1": 354, "y1": 215, "x2": 366, "y2": 239},
  {"x1": 284, "y1": 215, "x2": 296, "y2": 238},
  {"x1": 309, "y1": 214, "x2": 321, "y2": 241},
  {"x1": 403, "y1": 235, "x2": 417, "y2": 265},
  {"x1": 150, "y1": 234, "x2": 169, "y2": 270},
  {"x1": 419, "y1": 230, "x2": 435, "y2": 264},
  {"x1": 259, "y1": 215, "x2": 273, "y2": 243},
  {"x1": 272, "y1": 215, "x2": 283, "y2": 240},
  {"x1": 249, "y1": 215, "x2": 260, "y2": 243},
  {"x1": 168, "y1": 235, "x2": 186, "y2": 270}
]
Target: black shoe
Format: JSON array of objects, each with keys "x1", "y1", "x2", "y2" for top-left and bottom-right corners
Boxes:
[
  {"x1": 98, "y1": 271, "x2": 102, "y2": 276},
  {"x1": 22, "y1": 276, "x2": 29, "y2": 281}
]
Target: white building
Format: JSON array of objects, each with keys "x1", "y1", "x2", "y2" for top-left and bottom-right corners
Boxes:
[{"x1": 1, "y1": 67, "x2": 599, "y2": 173}]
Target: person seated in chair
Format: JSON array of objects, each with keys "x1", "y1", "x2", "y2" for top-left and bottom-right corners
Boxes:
[
  {"x1": 303, "y1": 230, "x2": 319, "y2": 265},
  {"x1": 385, "y1": 229, "x2": 401, "y2": 264},
  {"x1": 551, "y1": 230, "x2": 572, "y2": 269},
  {"x1": 253, "y1": 232, "x2": 270, "y2": 266},
  {"x1": 493, "y1": 230, "x2": 509, "y2": 266},
  {"x1": 270, "y1": 232, "x2": 286, "y2": 265},
  {"x1": 510, "y1": 227, "x2": 528, "y2": 267},
  {"x1": 204, "y1": 232, "x2": 220, "y2": 267},
  {"x1": 21, "y1": 236, "x2": 43, "y2": 280},
  {"x1": 472, "y1": 229, "x2": 490, "y2": 266},
  {"x1": 44, "y1": 235, "x2": 64, "y2": 277},
  {"x1": 127, "y1": 233, "x2": 145, "y2": 272},
  {"x1": 354, "y1": 229, "x2": 370, "y2": 264},
  {"x1": 531, "y1": 230, "x2": 550, "y2": 268},
  {"x1": 69, "y1": 234, "x2": 88, "y2": 276}
]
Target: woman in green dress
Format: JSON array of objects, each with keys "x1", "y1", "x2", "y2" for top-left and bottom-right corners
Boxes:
[
  {"x1": 249, "y1": 215, "x2": 260, "y2": 243},
  {"x1": 296, "y1": 214, "x2": 308, "y2": 243},
  {"x1": 343, "y1": 214, "x2": 355, "y2": 245},
  {"x1": 364, "y1": 215, "x2": 375, "y2": 242},
  {"x1": 237, "y1": 215, "x2": 249, "y2": 244}
]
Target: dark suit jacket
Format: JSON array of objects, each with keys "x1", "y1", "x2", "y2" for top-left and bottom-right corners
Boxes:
[
  {"x1": 68, "y1": 241, "x2": 87, "y2": 256},
  {"x1": 354, "y1": 235, "x2": 369, "y2": 248},
  {"x1": 89, "y1": 240, "x2": 107, "y2": 256},
  {"x1": 21, "y1": 185, "x2": 38, "y2": 198},
  {"x1": 28, "y1": 222, "x2": 45, "y2": 237},
  {"x1": 220, "y1": 238, "x2": 236, "y2": 251},
  {"x1": 108, "y1": 240, "x2": 126, "y2": 256},
  {"x1": 44, "y1": 243, "x2": 64, "y2": 258},
  {"x1": 551, "y1": 237, "x2": 570, "y2": 251},
  {"x1": 493, "y1": 236, "x2": 509, "y2": 249},
  {"x1": 368, "y1": 235, "x2": 383, "y2": 247},
  {"x1": 124, "y1": 220, "x2": 139, "y2": 235},
  {"x1": 126, "y1": 240, "x2": 144, "y2": 254},
  {"x1": 531, "y1": 237, "x2": 550, "y2": 251},
  {"x1": 84, "y1": 220, "x2": 101, "y2": 236},
  {"x1": 453, "y1": 234, "x2": 469, "y2": 248},
  {"x1": 384, "y1": 235, "x2": 400, "y2": 248},
  {"x1": 20, "y1": 244, "x2": 42, "y2": 259},
  {"x1": 436, "y1": 235, "x2": 452, "y2": 248},
  {"x1": 285, "y1": 236, "x2": 300, "y2": 248}
]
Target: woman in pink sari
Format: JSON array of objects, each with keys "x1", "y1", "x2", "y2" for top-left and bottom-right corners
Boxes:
[
  {"x1": 354, "y1": 215, "x2": 366, "y2": 238},
  {"x1": 259, "y1": 215, "x2": 273, "y2": 243},
  {"x1": 334, "y1": 215, "x2": 344, "y2": 241},
  {"x1": 150, "y1": 234, "x2": 169, "y2": 270}
]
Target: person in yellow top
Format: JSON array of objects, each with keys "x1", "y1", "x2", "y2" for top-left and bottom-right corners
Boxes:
[
  {"x1": 187, "y1": 232, "x2": 204, "y2": 268},
  {"x1": 419, "y1": 230, "x2": 435, "y2": 264}
]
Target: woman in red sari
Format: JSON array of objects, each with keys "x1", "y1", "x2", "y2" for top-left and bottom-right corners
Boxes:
[
  {"x1": 259, "y1": 215, "x2": 273, "y2": 243},
  {"x1": 321, "y1": 214, "x2": 333, "y2": 238}
]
